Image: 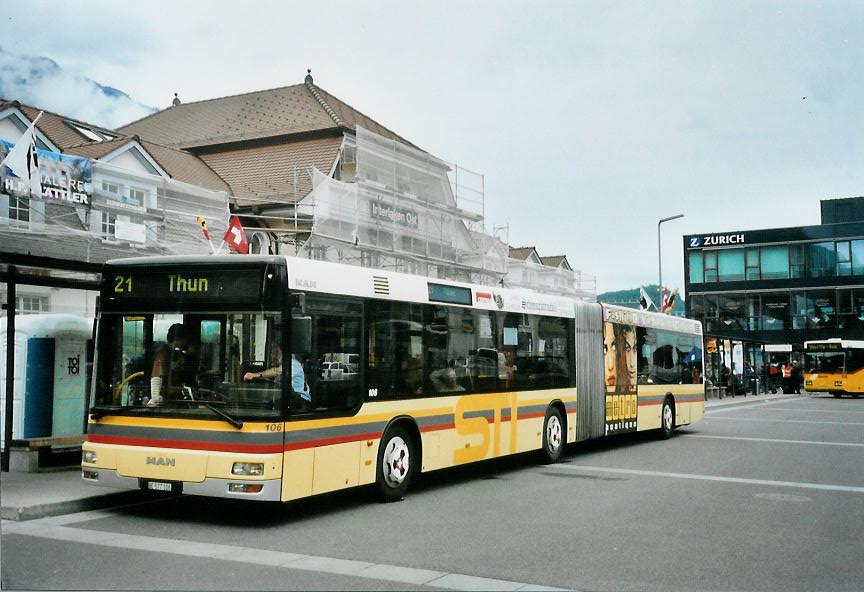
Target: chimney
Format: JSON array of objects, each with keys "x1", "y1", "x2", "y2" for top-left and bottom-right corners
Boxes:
[
  {"x1": 304, "y1": 69, "x2": 313, "y2": 85},
  {"x1": 172, "y1": 93, "x2": 181, "y2": 106}
]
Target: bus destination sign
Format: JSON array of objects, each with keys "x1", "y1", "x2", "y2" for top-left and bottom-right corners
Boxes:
[
  {"x1": 805, "y1": 342, "x2": 843, "y2": 352},
  {"x1": 106, "y1": 269, "x2": 264, "y2": 304}
]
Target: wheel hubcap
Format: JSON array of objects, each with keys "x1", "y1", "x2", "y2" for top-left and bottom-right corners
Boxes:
[
  {"x1": 382, "y1": 436, "x2": 410, "y2": 488},
  {"x1": 546, "y1": 415, "x2": 562, "y2": 452},
  {"x1": 663, "y1": 404, "x2": 673, "y2": 430}
]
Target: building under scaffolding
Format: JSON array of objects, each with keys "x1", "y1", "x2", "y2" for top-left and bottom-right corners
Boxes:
[{"x1": 277, "y1": 126, "x2": 595, "y2": 299}]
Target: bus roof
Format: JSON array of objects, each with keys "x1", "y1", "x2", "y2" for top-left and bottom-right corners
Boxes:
[{"x1": 602, "y1": 303, "x2": 702, "y2": 336}]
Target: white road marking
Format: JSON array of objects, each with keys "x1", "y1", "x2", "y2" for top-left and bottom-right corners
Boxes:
[
  {"x1": 2, "y1": 517, "x2": 567, "y2": 592},
  {"x1": 703, "y1": 416, "x2": 864, "y2": 426},
  {"x1": 682, "y1": 434, "x2": 864, "y2": 447},
  {"x1": 751, "y1": 407, "x2": 864, "y2": 415},
  {"x1": 551, "y1": 465, "x2": 864, "y2": 494}
]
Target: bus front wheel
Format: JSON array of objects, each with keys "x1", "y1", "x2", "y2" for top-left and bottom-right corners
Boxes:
[
  {"x1": 540, "y1": 406, "x2": 565, "y2": 464},
  {"x1": 375, "y1": 426, "x2": 415, "y2": 502}
]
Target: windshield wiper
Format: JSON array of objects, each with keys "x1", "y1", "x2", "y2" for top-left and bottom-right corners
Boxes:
[{"x1": 205, "y1": 403, "x2": 244, "y2": 430}]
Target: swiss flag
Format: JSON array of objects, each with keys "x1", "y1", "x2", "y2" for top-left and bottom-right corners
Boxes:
[{"x1": 223, "y1": 215, "x2": 249, "y2": 254}]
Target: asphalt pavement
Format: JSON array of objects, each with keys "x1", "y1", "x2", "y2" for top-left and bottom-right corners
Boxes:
[{"x1": 0, "y1": 391, "x2": 799, "y2": 522}]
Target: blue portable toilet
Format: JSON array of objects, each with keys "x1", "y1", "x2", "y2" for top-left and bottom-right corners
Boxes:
[{"x1": 0, "y1": 314, "x2": 92, "y2": 443}]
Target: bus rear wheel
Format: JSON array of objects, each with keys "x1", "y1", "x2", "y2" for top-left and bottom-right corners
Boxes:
[
  {"x1": 658, "y1": 397, "x2": 675, "y2": 439},
  {"x1": 540, "y1": 406, "x2": 565, "y2": 464},
  {"x1": 375, "y1": 426, "x2": 415, "y2": 502}
]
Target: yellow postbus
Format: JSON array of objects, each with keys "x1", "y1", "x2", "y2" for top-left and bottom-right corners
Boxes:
[
  {"x1": 804, "y1": 339, "x2": 864, "y2": 398},
  {"x1": 82, "y1": 256, "x2": 704, "y2": 502}
]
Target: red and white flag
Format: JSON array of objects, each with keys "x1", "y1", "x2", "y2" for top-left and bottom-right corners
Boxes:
[{"x1": 223, "y1": 215, "x2": 249, "y2": 254}]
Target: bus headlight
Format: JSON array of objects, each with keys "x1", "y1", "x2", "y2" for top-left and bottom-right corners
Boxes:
[
  {"x1": 83, "y1": 450, "x2": 97, "y2": 464},
  {"x1": 231, "y1": 462, "x2": 264, "y2": 477}
]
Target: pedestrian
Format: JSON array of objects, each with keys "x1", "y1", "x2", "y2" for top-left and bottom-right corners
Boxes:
[
  {"x1": 726, "y1": 363, "x2": 737, "y2": 397},
  {"x1": 781, "y1": 361, "x2": 792, "y2": 394},
  {"x1": 745, "y1": 362, "x2": 756, "y2": 396},
  {"x1": 791, "y1": 361, "x2": 802, "y2": 394},
  {"x1": 768, "y1": 362, "x2": 780, "y2": 393}
]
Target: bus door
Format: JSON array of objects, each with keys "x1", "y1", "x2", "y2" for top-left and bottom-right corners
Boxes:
[{"x1": 283, "y1": 294, "x2": 364, "y2": 498}]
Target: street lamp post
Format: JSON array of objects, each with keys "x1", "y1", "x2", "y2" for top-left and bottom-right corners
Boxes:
[{"x1": 658, "y1": 214, "x2": 684, "y2": 312}]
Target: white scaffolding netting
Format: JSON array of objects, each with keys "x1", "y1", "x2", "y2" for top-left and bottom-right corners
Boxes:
[{"x1": 298, "y1": 127, "x2": 505, "y2": 285}]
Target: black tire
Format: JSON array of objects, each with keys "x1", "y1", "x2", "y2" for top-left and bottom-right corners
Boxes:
[
  {"x1": 833, "y1": 393, "x2": 842, "y2": 399},
  {"x1": 375, "y1": 425, "x2": 415, "y2": 502},
  {"x1": 658, "y1": 396, "x2": 675, "y2": 440},
  {"x1": 540, "y1": 406, "x2": 565, "y2": 464}
]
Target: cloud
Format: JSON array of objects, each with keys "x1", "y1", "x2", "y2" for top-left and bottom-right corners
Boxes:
[{"x1": 0, "y1": 47, "x2": 155, "y2": 129}]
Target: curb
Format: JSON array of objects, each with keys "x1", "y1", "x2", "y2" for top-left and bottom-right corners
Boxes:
[
  {"x1": 705, "y1": 393, "x2": 801, "y2": 411},
  {"x1": 1, "y1": 490, "x2": 148, "y2": 522}
]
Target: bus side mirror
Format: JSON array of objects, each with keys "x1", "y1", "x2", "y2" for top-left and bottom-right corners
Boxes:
[{"x1": 291, "y1": 316, "x2": 312, "y2": 354}]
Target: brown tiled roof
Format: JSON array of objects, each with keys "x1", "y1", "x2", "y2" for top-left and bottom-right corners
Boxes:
[
  {"x1": 509, "y1": 246, "x2": 539, "y2": 261},
  {"x1": 540, "y1": 255, "x2": 569, "y2": 269},
  {"x1": 1, "y1": 99, "x2": 120, "y2": 150},
  {"x1": 3, "y1": 100, "x2": 230, "y2": 194},
  {"x1": 140, "y1": 141, "x2": 230, "y2": 193},
  {"x1": 118, "y1": 81, "x2": 417, "y2": 151},
  {"x1": 199, "y1": 136, "x2": 343, "y2": 206}
]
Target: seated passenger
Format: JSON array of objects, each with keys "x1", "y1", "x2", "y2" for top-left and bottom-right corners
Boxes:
[{"x1": 430, "y1": 359, "x2": 465, "y2": 393}]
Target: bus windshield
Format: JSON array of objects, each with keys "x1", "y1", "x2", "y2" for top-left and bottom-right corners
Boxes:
[
  {"x1": 805, "y1": 351, "x2": 845, "y2": 373},
  {"x1": 93, "y1": 312, "x2": 285, "y2": 420}
]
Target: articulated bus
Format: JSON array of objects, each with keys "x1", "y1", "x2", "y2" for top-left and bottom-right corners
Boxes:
[
  {"x1": 82, "y1": 256, "x2": 704, "y2": 502},
  {"x1": 804, "y1": 339, "x2": 864, "y2": 398}
]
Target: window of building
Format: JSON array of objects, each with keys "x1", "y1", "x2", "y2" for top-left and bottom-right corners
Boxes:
[
  {"x1": 15, "y1": 295, "x2": 48, "y2": 314},
  {"x1": 761, "y1": 293, "x2": 789, "y2": 331},
  {"x1": 851, "y1": 240, "x2": 864, "y2": 275},
  {"x1": 700, "y1": 295, "x2": 719, "y2": 332},
  {"x1": 703, "y1": 251, "x2": 718, "y2": 282},
  {"x1": 688, "y1": 251, "x2": 704, "y2": 283},
  {"x1": 790, "y1": 245, "x2": 806, "y2": 278},
  {"x1": 746, "y1": 294, "x2": 760, "y2": 330},
  {"x1": 791, "y1": 291, "x2": 807, "y2": 329},
  {"x1": 807, "y1": 242, "x2": 836, "y2": 278},
  {"x1": 9, "y1": 195, "x2": 30, "y2": 226},
  {"x1": 717, "y1": 295, "x2": 746, "y2": 329},
  {"x1": 836, "y1": 241, "x2": 852, "y2": 276},
  {"x1": 689, "y1": 295, "x2": 704, "y2": 321},
  {"x1": 807, "y1": 290, "x2": 836, "y2": 328},
  {"x1": 128, "y1": 187, "x2": 145, "y2": 206},
  {"x1": 745, "y1": 248, "x2": 760, "y2": 280},
  {"x1": 101, "y1": 181, "x2": 120, "y2": 196},
  {"x1": 102, "y1": 212, "x2": 116, "y2": 238},
  {"x1": 717, "y1": 249, "x2": 745, "y2": 282},
  {"x1": 759, "y1": 246, "x2": 789, "y2": 279}
]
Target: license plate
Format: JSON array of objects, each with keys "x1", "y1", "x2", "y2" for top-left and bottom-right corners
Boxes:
[{"x1": 147, "y1": 481, "x2": 174, "y2": 492}]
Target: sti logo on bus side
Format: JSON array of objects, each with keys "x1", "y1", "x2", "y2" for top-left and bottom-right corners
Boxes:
[
  {"x1": 689, "y1": 234, "x2": 745, "y2": 248},
  {"x1": 146, "y1": 456, "x2": 176, "y2": 467}
]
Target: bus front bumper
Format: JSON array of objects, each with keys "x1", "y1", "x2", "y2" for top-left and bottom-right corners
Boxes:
[{"x1": 82, "y1": 469, "x2": 282, "y2": 502}]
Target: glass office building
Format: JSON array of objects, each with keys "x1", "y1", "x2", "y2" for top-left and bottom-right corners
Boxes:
[{"x1": 683, "y1": 197, "x2": 864, "y2": 390}]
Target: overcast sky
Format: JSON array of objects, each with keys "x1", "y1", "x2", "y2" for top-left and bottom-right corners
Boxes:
[{"x1": 3, "y1": 1, "x2": 862, "y2": 295}]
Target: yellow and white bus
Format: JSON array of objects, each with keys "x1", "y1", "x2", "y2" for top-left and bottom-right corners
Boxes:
[
  {"x1": 804, "y1": 339, "x2": 864, "y2": 398},
  {"x1": 82, "y1": 255, "x2": 704, "y2": 502}
]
